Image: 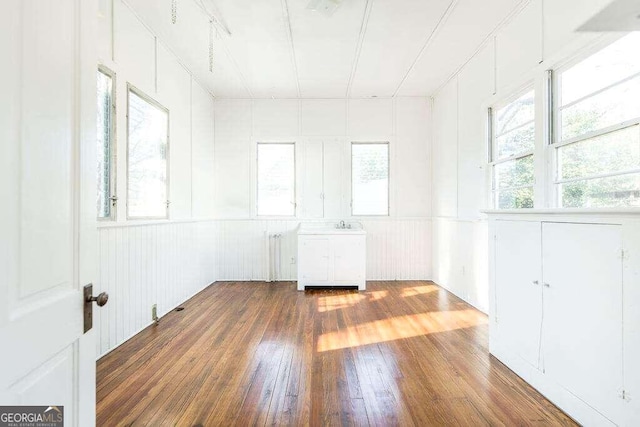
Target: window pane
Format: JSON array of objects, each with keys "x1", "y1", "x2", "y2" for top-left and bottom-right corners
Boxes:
[
  {"x1": 560, "y1": 33, "x2": 640, "y2": 106},
  {"x1": 257, "y1": 143, "x2": 295, "y2": 216},
  {"x1": 561, "y1": 173, "x2": 640, "y2": 208},
  {"x1": 494, "y1": 155, "x2": 534, "y2": 190},
  {"x1": 495, "y1": 122, "x2": 535, "y2": 159},
  {"x1": 560, "y1": 75, "x2": 640, "y2": 141},
  {"x1": 495, "y1": 90, "x2": 535, "y2": 137},
  {"x1": 494, "y1": 187, "x2": 534, "y2": 209},
  {"x1": 559, "y1": 125, "x2": 640, "y2": 181},
  {"x1": 352, "y1": 143, "x2": 389, "y2": 216},
  {"x1": 127, "y1": 90, "x2": 168, "y2": 218},
  {"x1": 97, "y1": 70, "x2": 113, "y2": 219}
]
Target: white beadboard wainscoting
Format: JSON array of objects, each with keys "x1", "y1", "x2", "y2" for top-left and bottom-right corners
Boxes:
[
  {"x1": 213, "y1": 219, "x2": 432, "y2": 282},
  {"x1": 96, "y1": 218, "x2": 431, "y2": 357},
  {"x1": 96, "y1": 221, "x2": 217, "y2": 358}
]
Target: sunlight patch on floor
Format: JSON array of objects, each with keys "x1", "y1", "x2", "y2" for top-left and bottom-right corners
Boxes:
[
  {"x1": 400, "y1": 285, "x2": 439, "y2": 297},
  {"x1": 318, "y1": 293, "x2": 367, "y2": 312},
  {"x1": 317, "y1": 309, "x2": 487, "y2": 352}
]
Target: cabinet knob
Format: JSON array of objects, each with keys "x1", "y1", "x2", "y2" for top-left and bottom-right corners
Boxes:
[
  {"x1": 532, "y1": 280, "x2": 539, "y2": 285},
  {"x1": 543, "y1": 283, "x2": 551, "y2": 288}
]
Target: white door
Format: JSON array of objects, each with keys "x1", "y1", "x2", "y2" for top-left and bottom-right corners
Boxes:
[
  {"x1": 542, "y1": 222, "x2": 624, "y2": 425},
  {"x1": 0, "y1": 1, "x2": 99, "y2": 426},
  {"x1": 494, "y1": 220, "x2": 542, "y2": 369}
]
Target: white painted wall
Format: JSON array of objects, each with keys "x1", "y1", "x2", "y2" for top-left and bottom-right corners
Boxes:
[
  {"x1": 95, "y1": 0, "x2": 217, "y2": 356},
  {"x1": 212, "y1": 219, "x2": 431, "y2": 282},
  {"x1": 98, "y1": 0, "x2": 216, "y2": 221},
  {"x1": 212, "y1": 97, "x2": 432, "y2": 280},
  {"x1": 97, "y1": 221, "x2": 216, "y2": 358},
  {"x1": 430, "y1": 0, "x2": 614, "y2": 313},
  {"x1": 213, "y1": 97, "x2": 431, "y2": 219}
]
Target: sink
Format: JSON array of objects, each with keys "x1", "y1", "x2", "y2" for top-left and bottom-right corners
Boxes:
[{"x1": 297, "y1": 222, "x2": 365, "y2": 235}]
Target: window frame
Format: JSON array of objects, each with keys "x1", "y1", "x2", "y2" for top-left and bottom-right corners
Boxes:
[
  {"x1": 97, "y1": 65, "x2": 117, "y2": 221},
  {"x1": 256, "y1": 142, "x2": 297, "y2": 218},
  {"x1": 488, "y1": 86, "x2": 536, "y2": 209},
  {"x1": 126, "y1": 83, "x2": 171, "y2": 220},
  {"x1": 350, "y1": 141, "x2": 390, "y2": 217},
  {"x1": 551, "y1": 34, "x2": 640, "y2": 208}
]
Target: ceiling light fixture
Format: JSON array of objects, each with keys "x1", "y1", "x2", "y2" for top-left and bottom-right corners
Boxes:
[
  {"x1": 307, "y1": 0, "x2": 343, "y2": 17},
  {"x1": 171, "y1": 0, "x2": 177, "y2": 24}
]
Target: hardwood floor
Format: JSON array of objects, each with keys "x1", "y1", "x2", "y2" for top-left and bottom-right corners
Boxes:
[{"x1": 97, "y1": 281, "x2": 576, "y2": 426}]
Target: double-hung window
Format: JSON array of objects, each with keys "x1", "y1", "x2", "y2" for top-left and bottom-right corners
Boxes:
[
  {"x1": 351, "y1": 142, "x2": 389, "y2": 216},
  {"x1": 257, "y1": 143, "x2": 296, "y2": 216},
  {"x1": 490, "y1": 90, "x2": 536, "y2": 209},
  {"x1": 127, "y1": 85, "x2": 170, "y2": 219},
  {"x1": 97, "y1": 67, "x2": 116, "y2": 220},
  {"x1": 554, "y1": 33, "x2": 640, "y2": 208}
]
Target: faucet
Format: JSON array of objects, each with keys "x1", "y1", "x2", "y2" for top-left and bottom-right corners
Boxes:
[{"x1": 337, "y1": 220, "x2": 346, "y2": 229}]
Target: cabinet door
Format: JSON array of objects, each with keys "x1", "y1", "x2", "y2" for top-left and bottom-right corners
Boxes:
[
  {"x1": 323, "y1": 141, "x2": 342, "y2": 218},
  {"x1": 298, "y1": 237, "x2": 330, "y2": 282},
  {"x1": 333, "y1": 236, "x2": 365, "y2": 282},
  {"x1": 542, "y1": 222, "x2": 623, "y2": 424},
  {"x1": 494, "y1": 220, "x2": 542, "y2": 368},
  {"x1": 301, "y1": 141, "x2": 324, "y2": 218}
]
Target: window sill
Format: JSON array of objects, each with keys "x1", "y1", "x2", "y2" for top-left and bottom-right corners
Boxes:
[
  {"x1": 482, "y1": 207, "x2": 640, "y2": 216},
  {"x1": 96, "y1": 218, "x2": 216, "y2": 229}
]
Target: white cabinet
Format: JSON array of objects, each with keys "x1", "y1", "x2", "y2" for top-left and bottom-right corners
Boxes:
[
  {"x1": 298, "y1": 237, "x2": 330, "y2": 282},
  {"x1": 297, "y1": 224, "x2": 366, "y2": 291},
  {"x1": 300, "y1": 140, "x2": 343, "y2": 218},
  {"x1": 542, "y1": 222, "x2": 624, "y2": 425},
  {"x1": 488, "y1": 213, "x2": 635, "y2": 427},
  {"x1": 494, "y1": 220, "x2": 542, "y2": 369}
]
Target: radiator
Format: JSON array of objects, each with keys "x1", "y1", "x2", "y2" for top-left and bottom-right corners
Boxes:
[{"x1": 266, "y1": 233, "x2": 282, "y2": 282}]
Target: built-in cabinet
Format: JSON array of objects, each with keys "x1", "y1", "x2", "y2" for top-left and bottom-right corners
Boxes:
[
  {"x1": 488, "y1": 212, "x2": 640, "y2": 426},
  {"x1": 301, "y1": 140, "x2": 343, "y2": 218},
  {"x1": 297, "y1": 224, "x2": 366, "y2": 290}
]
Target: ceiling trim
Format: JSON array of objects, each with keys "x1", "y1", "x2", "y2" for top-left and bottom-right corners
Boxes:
[
  {"x1": 392, "y1": 0, "x2": 460, "y2": 98},
  {"x1": 281, "y1": 0, "x2": 301, "y2": 98},
  {"x1": 345, "y1": 0, "x2": 375, "y2": 97}
]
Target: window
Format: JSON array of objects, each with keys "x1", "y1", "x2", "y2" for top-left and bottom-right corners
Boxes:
[
  {"x1": 257, "y1": 143, "x2": 296, "y2": 216},
  {"x1": 351, "y1": 142, "x2": 389, "y2": 216},
  {"x1": 97, "y1": 67, "x2": 115, "y2": 219},
  {"x1": 127, "y1": 86, "x2": 169, "y2": 219},
  {"x1": 554, "y1": 33, "x2": 640, "y2": 208},
  {"x1": 490, "y1": 89, "x2": 535, "y2": 209}
]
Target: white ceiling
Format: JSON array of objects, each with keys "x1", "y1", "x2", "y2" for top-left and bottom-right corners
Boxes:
[{"x1": 125, "y1": 0, "x2": 523, "y2": 98}]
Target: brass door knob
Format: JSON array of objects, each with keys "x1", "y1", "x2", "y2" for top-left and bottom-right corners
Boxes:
[{"x1": 87, "y1": 292, "x2": 109, "y2": 307}]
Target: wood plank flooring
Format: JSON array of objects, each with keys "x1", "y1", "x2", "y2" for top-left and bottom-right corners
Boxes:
[{"x1": 97, "y1": 281, "x2": 576, "y2": 426}]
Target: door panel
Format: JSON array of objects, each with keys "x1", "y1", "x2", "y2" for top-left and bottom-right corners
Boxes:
[
  {"x1": 299, "y1": 238, "x2": 330, "y2": 282},
  {"x1": 542, "y1": 222, "x2": 623, "y2": 424},
  {"x1": 0, "y1": 0, "x2": 97, "y2": 425},
  {"x1": 334, "y1": 236, "x2": 365, "y2": 282},
  {"x1": 302, "y1": 141, "x2": 324, "y2": 218},
  {"x1": 20, "y1": 0, "x2": 75, "y2": 298},
  {"x1": 494, "y1": 220, "x2": 542, "y2": 368},
  {"x1": 323, "y1": 141, "x2": 342, "y2": 218}
]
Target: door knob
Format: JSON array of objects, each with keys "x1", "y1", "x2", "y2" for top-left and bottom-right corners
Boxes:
[
  {"x1": 87, "y1": 292, "x2": 109, "y2": 306},
  {"x1": 83, "y1": 284, "x2": 108, "y2": 333}
]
